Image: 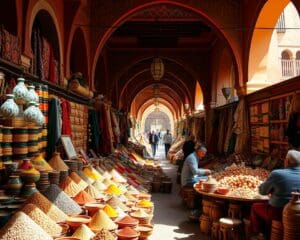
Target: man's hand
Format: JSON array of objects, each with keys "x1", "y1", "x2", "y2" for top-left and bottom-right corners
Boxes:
[{"x1": 204, "y1": 169, "x2": 211, "y2": 175}]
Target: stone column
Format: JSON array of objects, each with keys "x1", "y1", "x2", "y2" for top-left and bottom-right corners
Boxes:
[{"x1": 204, "y1": 101, "x2": 216, "y2": 151}]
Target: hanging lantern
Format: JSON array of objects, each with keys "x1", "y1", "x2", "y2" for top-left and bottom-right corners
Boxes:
[
  {"x1": 151, "y1": 58, "x2": 164, "y2": 81},
  {"x1": 155, "y1": 107, "x2": 160, "y2": 112},
  {"x1": 153, "y1": 84, "x2": 160, "y2": 97},
  {"x1": 154, "y1": 98, "x2": 159, "y2": 107}
]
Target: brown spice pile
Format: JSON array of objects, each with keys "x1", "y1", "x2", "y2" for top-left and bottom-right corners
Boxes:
[
  {"x1": 69, "y1": 172, "x2": 88, "y2": 190},
  {"x1": 26, "y1": 192, "x2": 68, "y2": 222},
  {"x1": 21, "y1": 203, "x2": 62, "y2": 236},
  {"x1": 48, "y1": 152, "x2": 69, "y2": 171},
  {"x1": 85, "y1": 184, "x2": 102, "y2": 199},
  {"x1": 0, "y1": 211, "x2": 52, "y2": 240},
  {"x1": 59, "y1": 176, "x2": 82, "y2": 197},
  {"x1": 92, "y1": 229, "x2": 116, "y2": 240}
]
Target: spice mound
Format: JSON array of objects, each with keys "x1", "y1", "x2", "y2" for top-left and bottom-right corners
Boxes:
[
  {"x1": 85, "y1": 185, "x2": 103, "y2": 199},
  {"x1": 72, "y1": 224, "x2": 95, "y2": 240},
  {"x1": 105, "y1": 184, "x2": 122, "y2": 195},
  {"x1": 89, "y1": 210, "x2": 117, "y2": 231},
  {"x1": 60, "y1": 176, "x2": 82, "y2": 197},
  {"x1": 26, "y1": 191, "x2": 68, "y2": 222},
  {"x1": 103, "y1": 204, "x2": 118, "y2": 218},
  {"x1": 21, "y1": 203, "x2": 62, "y2": 236},
  {"x1": 0, "y1": 211, "x2": 52, "y2": 240},
  {"x1": 48, "y1": 152, "x2": 69, "y2": 171},
  {"x1": 116, "y1": 226, "x2": 140, "y2": 238},
  {"x1": 92, "y1": 229, "x2": 115, "y2": 240},
  {"x1": 70, "y1": 172, "x2": 88, "y2": 191},
  {"x1": 73, "y1": 190, "x2": 96, "y2": 205},
  {"x1": 43, "y1": 184, "x2": 82, "y2": 215}
]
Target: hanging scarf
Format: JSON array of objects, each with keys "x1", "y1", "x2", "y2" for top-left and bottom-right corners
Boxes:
[{"x1": 60, "y1": 98, "x2": 72, "y2": 136}]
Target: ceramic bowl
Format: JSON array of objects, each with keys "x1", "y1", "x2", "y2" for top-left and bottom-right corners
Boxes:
[
  {"x1": 84, "y1": 203, "x2": 105, "y2": 216},
  {"x1": 52, "y1": 223, "x2": 69, "y2": 239},
  {"x1": 65, "y1": 215, "x2": 91, "y2": 230},
  {"x1": 216, "y1": 187, "x2": 230, "y2": 195},
  {"x1": 136, "y1": 224, "x2": 153, "y2": 238}
]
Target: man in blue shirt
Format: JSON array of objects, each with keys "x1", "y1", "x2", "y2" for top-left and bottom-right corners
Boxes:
[
  {"x1": 181, "y1": 144, "x2": 211, "y2": 187},
  {"x1": 250, "y1": 149, "x2": 300, "y2": 238}
]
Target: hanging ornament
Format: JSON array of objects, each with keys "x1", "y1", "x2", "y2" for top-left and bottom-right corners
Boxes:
[{"x1": 150, "y1": 58, "x2": 164, "y2": 81}]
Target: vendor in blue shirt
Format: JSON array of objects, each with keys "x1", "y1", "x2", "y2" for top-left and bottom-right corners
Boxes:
[
  {"x1": 181, "y1": 144, "x2": 211, "y2": 187},
  {"x1": 250, "y1": 149, "x2": 300, "y2": 239}
]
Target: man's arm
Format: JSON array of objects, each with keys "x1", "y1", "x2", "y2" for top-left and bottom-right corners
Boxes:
[
  {"x1": 259, "y1": 171, "x2": 278, "y2": 195},
  {"x1": 186, "y1": 157, "x2": 206, "y2": 176}
]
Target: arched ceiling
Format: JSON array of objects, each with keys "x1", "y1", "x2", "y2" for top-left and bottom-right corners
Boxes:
[{"x1": 92, "y1": 2, "x2": 239, "y2": 116}]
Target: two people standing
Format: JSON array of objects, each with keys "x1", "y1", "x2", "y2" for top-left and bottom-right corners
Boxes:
[{"x1": 149, "y1": 129, "x2": 173, "y2": 157}]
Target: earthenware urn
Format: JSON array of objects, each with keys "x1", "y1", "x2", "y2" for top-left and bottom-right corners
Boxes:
[
  {"x1": 13, "y1": 77, "x2": 28, "y2": 105},
  {"x1": 24, "y1": 101, "x2": 40, "y2": 124},
  {"x1": 26, "y1": 85, "x2": 39, "y2": 104},
  {"x1": 283, "y1": 192, "x2": 300, "y2": 240},
  {"x1": 0, "y1": 94, "x2": 19, "y2": 118}
]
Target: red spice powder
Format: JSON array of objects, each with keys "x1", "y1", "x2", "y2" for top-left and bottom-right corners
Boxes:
[
  {"x1": 117, "y1": 227, "x2": 139, "y2": 237},
  {"x1": 118, "y1": 216, "x2": 138, "y2": 225},
  {"x1": 73, "y1": 190, "x2": 95, "y2": 205}
]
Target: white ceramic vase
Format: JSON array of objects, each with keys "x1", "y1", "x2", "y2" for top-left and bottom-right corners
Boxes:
[
  {"x1": 26, "y1": 85, "x2": 39, "y2": 104},
  {"x1": 0, "y1": 94, "x2": 19, "y2": 118},
  {"x1": 34, "y1": 103, "x2": 45, "y2": 126},
  {"x1": 13, "y1": 77, "x2": 28, "y2": 105},
  {"x1": 24, "y1": 102, "x2": 40, "y2": 124}
]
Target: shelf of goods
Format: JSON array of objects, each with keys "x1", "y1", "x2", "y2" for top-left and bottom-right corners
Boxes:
[{"x1": 249, "y1": 93, "x2": 292, "y2": 160}]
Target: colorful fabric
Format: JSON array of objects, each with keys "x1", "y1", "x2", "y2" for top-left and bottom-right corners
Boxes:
[
  {"x1": 88, "y1": 109, "x2": 101, "y2": 153},
  {"x1": 11, "y1": 34, "x2": 20, "y2": 64},
  {"x1": 61, "y1": 98, "x2": 72, "y2": 136},
  {"x1": 1, "y1": 28, "x2": 12, "y2": 61},
  {"x1": 99, "y1": 103, "x2": 112, "y2": 155},
  {"x1": 42, "y1": 37, "x2": 51, "y2": 81},
  {"x1": 47, "y1": 98, "x2": 62, "y2": 159}
]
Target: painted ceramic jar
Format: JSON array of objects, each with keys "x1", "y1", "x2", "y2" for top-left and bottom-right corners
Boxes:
[
  {"x1": 20, "y1": 166, "x2": 40, "y2": 183},
  {"x1": 26, "y1": 85, "x2": 39, "y2": 104},
  {"x1": 6, "y1": 175, "x2": 22, "y2": 196},
  {"x1": 0, "y1": 94, "x2": 19, "y2": 118},
  {"x1": 21, "y1": 183, "x2": 38, "y2": 198},
  {"x1": 13, "y1": 78, "x2": 28, "y2": 105},
  {"x1": 24, "y1": 102, "x2": 39, "y2": 124},
  {"x1": 18, "y1": 159, "x2": 33, "y2": 171},
  {"x1": 34, "y1": 103, "x2": 45, "y2": 126}
]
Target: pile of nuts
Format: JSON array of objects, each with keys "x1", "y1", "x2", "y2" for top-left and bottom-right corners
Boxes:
[{"x1": 213, "y1": 165, "x2": 270, "y2": 199}]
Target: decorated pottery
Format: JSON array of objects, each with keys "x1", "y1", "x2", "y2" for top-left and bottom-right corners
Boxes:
[
  {"x1": 4, "y1": 162, "x2": 19, "y2": 176},
  {"x1": 26, "y1": 85, "x2": 39, "y2": 104},
  {"x1": 20, "y1": 166, "x2": 40, "y2": 183},
  {"x1": 18, "y1": 159, "x2": 33, "y2": 170},
  {"x1": 24, "y1": 102, "x2": 40, "y2": 124},
  {"x1": 21, "y1": 183, "x2": 38, "y2": 198},
  {"x1": 31, "y1": 153, "x2": 53, "y2": 171},
  {"x1": 0, "y1": 94, "x2": 19, "y2": 118},
  {"x1": 13, "y1": 77, "x2": 28, "y2": 105},
  {"x1": 6, "y1": 175, "x2": 22, "y2": 196},
  {"x1": 34, "y1": 103, "x2": 45, "y2": 126}
]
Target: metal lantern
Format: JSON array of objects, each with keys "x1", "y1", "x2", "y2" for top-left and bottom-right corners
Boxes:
[
  {"x1": 151, "y1": 58, "x2": 164, "y2": 81},
  {"x1": 154, "y1": 98, "x2": 159, "y2": 107},
  {"x1": 153, "y1": 84, "x2": 160, "y2": 97},
  {"x1": 155, "y1": 107, "x2": 160, "y2": 112}
]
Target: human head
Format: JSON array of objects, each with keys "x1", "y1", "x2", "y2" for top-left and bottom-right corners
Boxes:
[
  {"x1": 285, "y1": 149, "x2": 300, "y2": 168},
  {"x1": 195, "y1": 143, "x2": 207, "y2": 158},
  {"x1": 167, "y1": 129, "x2": 170, "y2": 134}
]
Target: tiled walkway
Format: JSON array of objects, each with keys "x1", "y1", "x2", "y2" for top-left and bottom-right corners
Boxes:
[{"x1": 149, "y1": 145, "x2": 202, "y2": 240}]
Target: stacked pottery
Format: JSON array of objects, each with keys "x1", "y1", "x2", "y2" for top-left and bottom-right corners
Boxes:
[
  {"x1": 20, "y1": 165, "x2": 40, "y2": 184},
  {"x1": 0, "y1": 94, "x2": 19, "y2": 119},
  {"x1": 48, "y1": 171, "x2": 60, "y2": 185},
  {"x1": 283, "y1": 192, "x2": 300, "y2": 240},
  {"x1": 59, "y1": 170, "x2": 69, "y2": 183},
  {"x1": 2, "y1": 127, "x2": 13, "y2": 162},
  {"x1": 26, "y1": 85, "x2": 39, "y2": 104},
  {"x1": 65, "y1": 160, "x2": 79, "y2": 173},
  {"x1": 6, "y1": 175, "x2": 22, "y2": 196},
  {"x1": 21, "y1": 183, "x2": 38, "y2": 198},
  {"x1": 36, "y1": 170, "x2": 50, "y2": 192},
  {"x1": 13, "y1": 77, "x2": 28, "y2": 106},
  {"x1": 24, "y1": 102, "x2": 40, "y2": 125}
]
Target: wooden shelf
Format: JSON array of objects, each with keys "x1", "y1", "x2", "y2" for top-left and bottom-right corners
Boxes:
[
  {"x1": 270, "y1": 120, "x2": 288, "y2": 123},
  {"x1": 270, "y1": 141, "x2": 288, "y2": 145}
]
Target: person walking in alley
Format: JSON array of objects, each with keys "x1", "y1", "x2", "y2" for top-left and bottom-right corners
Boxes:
[
  {"x1": 163, "y1": 129, "x2": 173, "y2": 157},
  {"x1": 149, "y1": 130, "x2": 159, "y2": 157}
]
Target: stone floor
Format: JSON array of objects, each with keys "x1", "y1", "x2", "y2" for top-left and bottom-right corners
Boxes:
[{"x1": 149, "y1": 145, "x2": 205, "y2": 240}]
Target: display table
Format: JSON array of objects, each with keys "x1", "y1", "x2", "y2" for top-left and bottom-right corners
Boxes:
[{"x1": 194, "y1": 185, "x2": 269, "y2": 238}]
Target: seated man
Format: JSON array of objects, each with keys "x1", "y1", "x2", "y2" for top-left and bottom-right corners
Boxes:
[
  {"x1": 181, "y1": 144, "x2": 211, "y2": 187},
  {"x1": 250, "y1": 149, "x2": 300, "y2": 239}
]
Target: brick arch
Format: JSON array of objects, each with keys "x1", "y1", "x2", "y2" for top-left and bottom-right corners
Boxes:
[
  {"x1": 67, "y1": 27, "x2": 89, "y2": 81},
  {"x1": 91, "y1": 1, "x2": 242, "y2": 90},
  {"x1": 24, "y1": 0, "x2": 63, "y2": 80}
]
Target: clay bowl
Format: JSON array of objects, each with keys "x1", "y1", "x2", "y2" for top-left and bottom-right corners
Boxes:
[
  {"x1": 84, "y1": 203, "x2": 105, "y2": 216},
  {"x1": 136, "y1": 224, "x2": 153, "y2": 239},
  {"x1": 65, "y1": 215, "x2": 91, "y2": 230},
  {"x1": 115, "y1": 227, "x2": 140, "y2": 240},
  {"x1": 54, "y1": 238, "x2": 80, "y2": 240},
  {"x1": 138, "y1": 193, "x2": 151, "y2": 201},
  {"x1": 116, "y1": 216, "x2": 139, "y2": 229},
  {"x1": 202, "y1": 182, "x2": 217, "y2": 193},
  {"x1": 216, "y1": 187, "x2": 230, "y2": 195}
]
